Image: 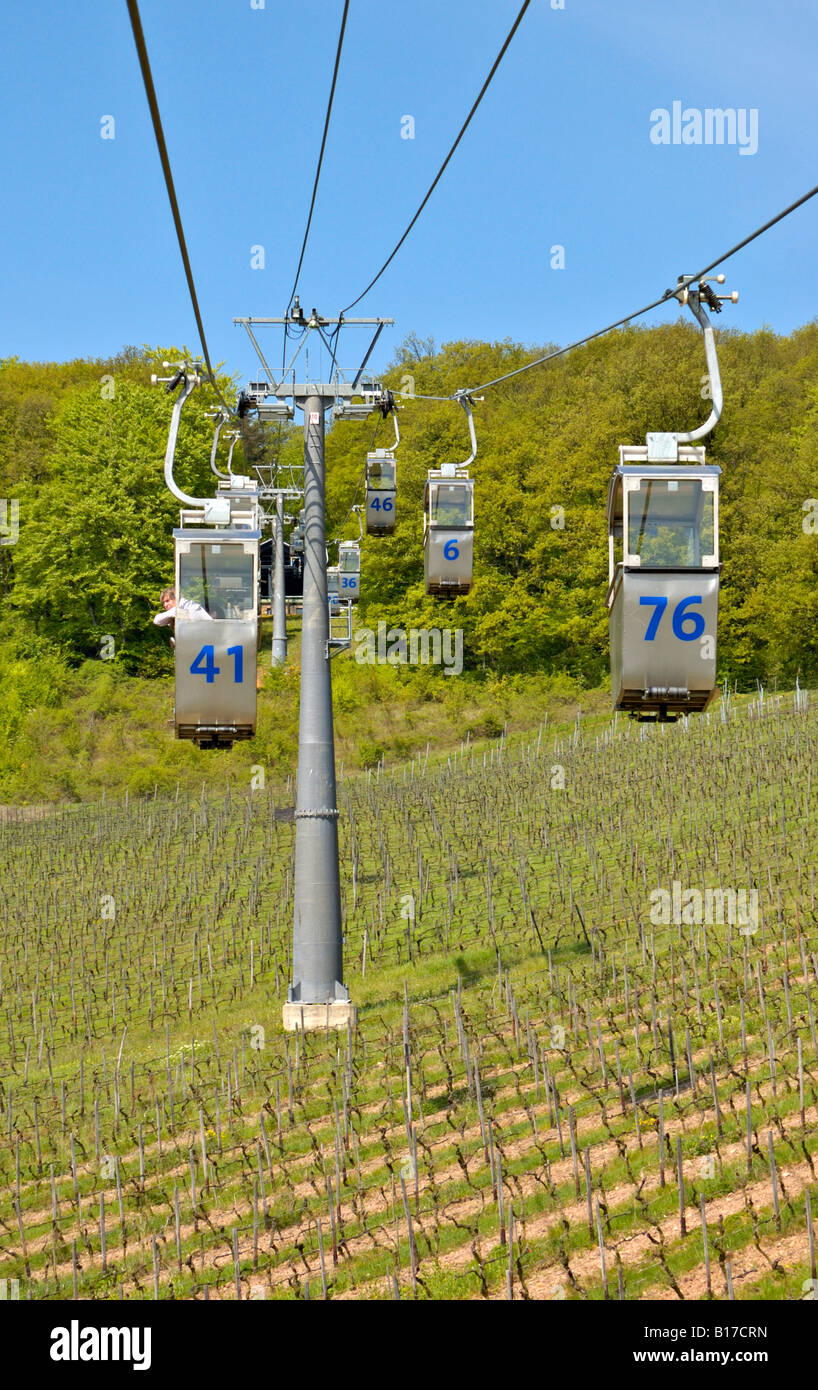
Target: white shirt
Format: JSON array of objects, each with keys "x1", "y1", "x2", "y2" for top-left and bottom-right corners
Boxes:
[{"x1": 153, "y1": 596, "x2": 214, "y2": 626}]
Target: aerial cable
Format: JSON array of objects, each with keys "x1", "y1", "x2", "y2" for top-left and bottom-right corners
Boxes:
[
  {"x1": 125, "y1": 0, "x2": 234, "y2": 417},
  {"x1": 337, "y1": 414, "x2": 382, "y2": 533},
  {"x1": 460, "y1": 176, "x2": 818, "y2": 397},
  {"x1": 674, "y1": 178, "x2": 818, "y2": 299},
  {"x1": 339, "y1": 0, "x2": 532, "y2": 315},
  {"x1": 284, "y1": 0, "x2": 350, "y2": 316}
]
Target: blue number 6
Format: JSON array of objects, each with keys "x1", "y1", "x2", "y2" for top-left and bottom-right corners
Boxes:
[{"x1": 672, "y1": 596, "x2": 705, "y2": 641}]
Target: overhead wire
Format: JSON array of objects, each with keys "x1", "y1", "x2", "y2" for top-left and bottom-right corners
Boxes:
[
  {"x1": 459, "y1": 177, "x2": 818, "y2": 396},
  {"x1": 283, "y1": 0, "x2": 350, "y2": 318},
  {"x1": 125, "y1": 0, "x2": 234, "y2": 416},
  {"x1": 389, "y1": 176, "x2": 818, "y2": 404},
  {"x1": 128, "y1": 0, "x2": 818, "y2": 429},
  {"x1": 334, "y1": 414, "x2": 382, "y2": 537},
  {"x1": 278, "y1": 0, "x2": 349, "y2": 436},
  {"x1": 338, "y1": 0, "x2": 532, "y2": 316}
]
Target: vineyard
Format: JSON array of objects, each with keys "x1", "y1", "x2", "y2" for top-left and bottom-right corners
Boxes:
[{"x1": 1, "y1": 691, "x2": 817, "y2": 1302}]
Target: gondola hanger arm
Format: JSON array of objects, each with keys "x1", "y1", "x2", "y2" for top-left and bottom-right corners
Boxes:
[
  {"x1": 152, "y1": 363, "x2": 213, "y2": 508},
  {"x1": 672, "y1": 275, "x2": 738, "y2": 444},
  {"x1": 453, "y1": 390, "x2": 483, "y2": 467},
  {"x1": 206, "y1": 410, "x2": 230, "y2": 480}
]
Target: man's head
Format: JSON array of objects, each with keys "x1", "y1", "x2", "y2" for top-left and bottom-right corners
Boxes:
[{"x1": 160, "y1": 587, "x2": 175, "y2": 610}]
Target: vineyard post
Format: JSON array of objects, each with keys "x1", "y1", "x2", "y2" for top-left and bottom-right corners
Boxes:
[{"x1": 676, "y1": 1137, "x2": 686, "y2": 1237}]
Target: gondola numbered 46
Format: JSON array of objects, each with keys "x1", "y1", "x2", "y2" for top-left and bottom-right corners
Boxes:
[{"x1": 365, "y1": 449, "x2": 397, "y2": 534}]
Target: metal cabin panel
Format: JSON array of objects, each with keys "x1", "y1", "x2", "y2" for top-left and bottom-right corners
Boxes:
[
  {"x1": 424, "y1": 528, "x2": 474, "y2": 595},
  {"x1": 175, "y1": 618, "x2": 258, "y2": 745},
  {"x1": 609, "y1": 570, "x2": 719, "y2": 713},
  {"x1": 365, "y1": 488, "x2": 396, "y2": 533},
  {"x1": 339, "y1": 570, "x2": 360, "y2": 601}
]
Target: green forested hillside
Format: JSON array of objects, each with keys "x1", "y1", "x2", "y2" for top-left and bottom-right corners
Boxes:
[{"x1": 1, "y1": 321, "x2": 817, "y2": 797}]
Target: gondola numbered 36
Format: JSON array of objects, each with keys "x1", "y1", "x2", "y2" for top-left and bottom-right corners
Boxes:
[{"x1": 337, "y1": 539, "x2": 361, "y2": 602}]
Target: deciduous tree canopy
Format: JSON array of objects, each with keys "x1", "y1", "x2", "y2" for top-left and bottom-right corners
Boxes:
[{"x1": 2, "y1": 319, "x2": 818, "y2": 687}]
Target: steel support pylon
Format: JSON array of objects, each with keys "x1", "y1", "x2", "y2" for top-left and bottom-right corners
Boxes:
[
  {"x1": 284, "y1": 394, "x2": 354, "y2": 1031},
  {"x1": 271, "y1": 493, "x2": 287, "y2": 666}
]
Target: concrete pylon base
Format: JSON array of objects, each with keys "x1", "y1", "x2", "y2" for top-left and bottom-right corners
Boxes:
[{"x1": 282, "y1": 1001, "x2": 357, "y2": 1033}]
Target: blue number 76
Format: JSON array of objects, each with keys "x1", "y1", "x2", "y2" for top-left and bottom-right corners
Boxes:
[
  {"x1": 639, "y1": 595, "x2": 705, "y2": 642},
  {"x1": 639, "y1": 595, "x2": 668, "y2": 641}
]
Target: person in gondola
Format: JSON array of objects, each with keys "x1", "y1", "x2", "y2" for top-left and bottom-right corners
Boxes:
[{"x1": 153, "y1": 587, "x2": 213, "y2": 645}]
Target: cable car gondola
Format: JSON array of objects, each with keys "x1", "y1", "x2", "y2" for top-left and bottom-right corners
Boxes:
[
  {"x1": 607, "y1": 275, "x2": 736, "y2": 721},
  {"x1": 337, "y1": 539, "x2": 361, "y2": 602},
  {"x1": 365, "y1": 450, "x2": 397, "y2": 534},
  {"x1": 424, "y1": 465, "x2": 474, "y2": 596},
  {"x1": 173, "y1": 528, "x2": 260, "y2": 748},
  {"x1": 607, "y1": 453, "x2": 719, "y2": 720},
  {"x1": 424, "y1": 392, "x2": 478, "y2": 597},
  {"x1": 153, "y1": 364, "x2": 262, "y2": 750},
  {"x1": 365, "y1": 405, "x2": 400, "y2": 534}
]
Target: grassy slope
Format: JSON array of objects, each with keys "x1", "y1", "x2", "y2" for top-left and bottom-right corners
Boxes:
[
  {"x1": 0, "y1": 618, "x2": 604, "y2": 803},
  {"x1": 0, "y1": 688, "x2": 815, "y2": 1301}
]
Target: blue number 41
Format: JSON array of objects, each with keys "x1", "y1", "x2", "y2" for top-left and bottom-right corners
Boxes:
[
  {"x1": 190, "y1": 645, "x2": 220, "y2": 683},
  {"x1": 190, "y1": 644, "x2": 243, "y2": 683}
]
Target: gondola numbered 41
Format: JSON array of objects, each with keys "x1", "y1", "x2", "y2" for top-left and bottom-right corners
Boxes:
[{"x1": 173, "y1": 528, "x2": 261, "y2": 748}]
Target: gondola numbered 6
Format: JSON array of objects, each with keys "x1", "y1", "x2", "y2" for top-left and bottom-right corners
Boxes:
[{"x1": 424, "y1": 465, "x2": 474, "y2": 595}]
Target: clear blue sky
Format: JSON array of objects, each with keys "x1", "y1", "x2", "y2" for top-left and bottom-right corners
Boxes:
[{"x1": 2, "y1": 0, "x2": 817, "y2": 390}]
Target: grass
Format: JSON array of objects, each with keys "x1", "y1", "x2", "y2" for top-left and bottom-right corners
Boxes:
[
  {"x1": 0, "y1": 618, "x2": 602, "y2": 803},
  {"x1": 0, "y1": 683, "x2": 816, "y2": 1300}
]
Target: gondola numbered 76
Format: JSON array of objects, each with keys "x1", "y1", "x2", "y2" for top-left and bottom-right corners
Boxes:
[{"x1": 607, "y1": 276, "x2": 737, "y2": 721}]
